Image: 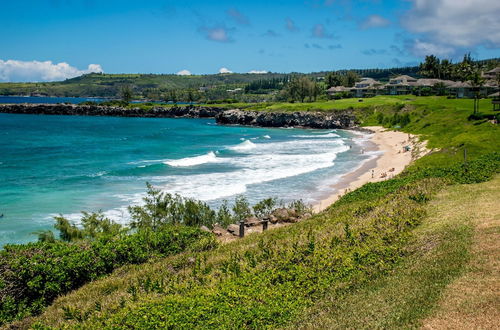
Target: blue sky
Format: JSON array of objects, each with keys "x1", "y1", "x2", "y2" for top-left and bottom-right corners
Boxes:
[{"x1": 0, "y1": 0, "x2": 499, "y2": 81}]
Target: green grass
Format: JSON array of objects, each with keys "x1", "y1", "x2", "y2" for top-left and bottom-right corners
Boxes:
[
  {"x1": 290, "y1": 175, "x2": 499, "y2": 329},
  {"x1": 371, "y1": 96, "x2": 499, "y2": 168},
  {"x1": 239, "y1": 95, "x2": 411, "y2": 112},
  {"x1": 25, "y1": 178, "x2": 443, "y2": 329}
]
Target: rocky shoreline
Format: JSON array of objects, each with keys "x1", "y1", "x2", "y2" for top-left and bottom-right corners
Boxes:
[
  {"x1": 0, "y1": 103, "x2": 223, "y2": 118},
  {"x1": 215, "y1": 108, "x2": 357, "y2": 129},
  {"x1": 0, "y1": 104, "x2": 358, "y2": 129}
]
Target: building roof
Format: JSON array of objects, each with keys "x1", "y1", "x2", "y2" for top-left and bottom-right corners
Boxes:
[
  {"x1": 354, "y1": 78, "x2": 382, "y2": 89},
  {"x1": 449, "y1": 81, "x2": 471, "y2": 88},
  {"x1": 390, "y1": 75, "x2": 417, "y2": 81},
  {"x1": 486, "y1": 67, "x2": 500, "y2": 74},
  {"x1": 415, "y1": 79, "x2": 455, "y2": 87},
  {"x1": 326, "y1": 86, "x2": 350, "y2": 93}
]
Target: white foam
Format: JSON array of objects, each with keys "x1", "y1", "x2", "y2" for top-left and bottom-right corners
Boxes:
[
  {"x1": 50, "y1": 132, "x2": 355, "y2": 226},
  {"x1": 87, "y1": 171, "x2": 107, "y2": 177},
  {"x1": 161, "y1": 141, "x2": 350, "y2": 201},
  {"x1": 292, "y1": 133, "x2": 340, "y2": 138},
  {"x1": 228, "y1": 140, "x2": 257, "y2": 152},
  {"x1": 263, "y1": 135, "x2": 271, "y2": 139},
  {"x1": 164, "y1": 151, "x2": 218, "y2": 167}
]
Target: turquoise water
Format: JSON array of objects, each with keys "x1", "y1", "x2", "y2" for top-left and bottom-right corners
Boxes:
[{"x1": 0, "y1": 113, "x2": 375, "y2": 246}]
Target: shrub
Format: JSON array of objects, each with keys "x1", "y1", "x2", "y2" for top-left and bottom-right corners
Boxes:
[{"x1": 0, "y1": 225, "x2": 215, "y2": 325}]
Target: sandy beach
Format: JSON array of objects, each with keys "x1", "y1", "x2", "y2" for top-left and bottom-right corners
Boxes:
[{"x1": 314, "y1": 126, "x2": 429, "y2": 212}]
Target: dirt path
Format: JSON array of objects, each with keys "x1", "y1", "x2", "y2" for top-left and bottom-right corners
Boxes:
[{"x1": 422, "y1": 176, "x2": 500, "y2": 329}]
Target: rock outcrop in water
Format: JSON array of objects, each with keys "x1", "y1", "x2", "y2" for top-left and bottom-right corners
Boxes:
[
  {"x1": 0, "y1": 104, "x2": 224, "y2": 118},
  {"x1": 215, "y1": 109, "x2": 357, "y2": 129},
  {"x1": 0, "y1": 104, "x2": 358, "y2": 129}
]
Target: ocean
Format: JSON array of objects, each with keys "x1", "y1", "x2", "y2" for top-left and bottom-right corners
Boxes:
[{"x1": 0, "y1": 112, "x2": 376, "y2": 246}]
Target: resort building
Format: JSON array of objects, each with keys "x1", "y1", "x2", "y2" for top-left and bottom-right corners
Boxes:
[
  {"x1": 386, "y1": 75, "x2": 418, "y2": 95},
  {"x1": 326, "y1": 86, "x2": 351, "y2": 95},
  {"x1": 352, "y1": 78, "x2": 383, "y2": 97},
  {"x1": 483, "y1": 67, "x2": 500, "y2": 80},
  {"x1": 326, "y1": 67, "x2": 499, "y2": 99}
]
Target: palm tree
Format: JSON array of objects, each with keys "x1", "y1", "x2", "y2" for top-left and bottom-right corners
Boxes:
[
  {"x1": 419, "y1": 55, "x2": 441, "y2": 78},
  {"x1": 440, "y1": 59, "x2": 453, "y2": 80}
]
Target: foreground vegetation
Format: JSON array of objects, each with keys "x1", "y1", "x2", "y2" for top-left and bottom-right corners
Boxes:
[
  {"x1": 1, "y1": 96, "x2": 498, "y2": 328},
  {"x1": 16, "y1": 154, "x2": 497, "y2": 329},
  {"x1": 0, "y1": 186, "x2": 308, "y2": 325}
]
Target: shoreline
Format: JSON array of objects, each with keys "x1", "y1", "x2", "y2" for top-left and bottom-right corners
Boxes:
[{"x1": 314, "y1": 126, "x2": 429, "y2": 212}]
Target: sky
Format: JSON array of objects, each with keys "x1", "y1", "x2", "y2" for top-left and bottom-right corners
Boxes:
[{"x1": 0, "y1": 0, "x2": 499, "y2": 81}]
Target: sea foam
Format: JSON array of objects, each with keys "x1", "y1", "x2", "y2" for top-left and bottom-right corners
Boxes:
[
  {"x1": 228, "y1": 140, "x2": 257, "y2": 151},
  {"x1": 165, "y1": 151, "x2": 218, "y2": 167}
]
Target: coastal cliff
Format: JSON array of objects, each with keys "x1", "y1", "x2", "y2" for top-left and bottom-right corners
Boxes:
[
  {"x1": 215, "y1": 109, "x2": 357, "y2": 129},
  {"x1": 0, "y1": 104, "x2": 358, "y2": 129},
  {"x1": 0, "y1": 104, "x2": 224, "y2": 118}
]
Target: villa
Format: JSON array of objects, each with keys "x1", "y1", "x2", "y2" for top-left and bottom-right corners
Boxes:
[
  {"x1": 327, "y1": 67, "x2": 499, "y2": 99},
  {"x1": 351, "y1": 78, "x2": 384, "y2": 97}
]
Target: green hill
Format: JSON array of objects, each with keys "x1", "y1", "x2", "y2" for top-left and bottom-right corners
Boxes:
[{"x1": 0, "y1": 67, "x2": 424, "y2": 98}]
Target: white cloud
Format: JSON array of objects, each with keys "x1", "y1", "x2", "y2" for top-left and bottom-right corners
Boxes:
[
  {"x1": 176, "y1": 69, "x2": 192, "y2": 76},
  {"x1": 0, "y1": 59, "x2": 103, "y2": 82},
  {"x1": 409, "y1": 39, "x2": 455, "y2": 57},
  {"x1": 402, "y1": 0, "x2": 500, "y2": 53},
  {"x1": 248, "y1": 70, "x2": 268, "y2": 74},
  {"x1": 312, "y1": 24, "x2": 334, "y2": 38},
  {"x1": 360, "y1": 15, "x2": 390, "y2": 29},
  {"x1": 199, "y1": 26, "x2": 231, "y2": 42},
  {"x1": 219, "y1": 67, "x2": 233, "y2": 74}
]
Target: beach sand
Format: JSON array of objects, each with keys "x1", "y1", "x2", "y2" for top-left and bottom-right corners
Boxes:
[{"x1": 314, "y1": 126, "x2": 429, "y2": 212}]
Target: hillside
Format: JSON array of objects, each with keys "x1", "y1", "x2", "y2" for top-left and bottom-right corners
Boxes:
[
  {"x1": 2, "y1": 96, "x2": 498, "y2": 329},
  {"x1": 0, "y1": 67, "x2": 424, "y2": 98}
]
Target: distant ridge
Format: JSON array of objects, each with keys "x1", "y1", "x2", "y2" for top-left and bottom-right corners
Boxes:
[{"x1": 0, "y1": 57, "x2": 498, "y2": 98}]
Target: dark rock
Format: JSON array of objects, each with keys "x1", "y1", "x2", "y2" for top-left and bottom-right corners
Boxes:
[
  {"x1": 244, "y1": 216, "x2": 260, "y2": 227},
  {"x1": 215, "y1": 109, "x2": 357, "y2": 129},
  {"x1": 0, "y1": 104, "x2": 225, "y2": 118},
  {"x1": 212, "y1": 224, "x2": 226, "y2": 236},
  {"x1": 272, "y1": 208, "x2": 290, "y2": 222},
  {"x1": 0, "y1": 104, "x2": 358, "y2": 129},
  {"x1": 226, "y1": 224, "x2": 240, "y2": 235}
]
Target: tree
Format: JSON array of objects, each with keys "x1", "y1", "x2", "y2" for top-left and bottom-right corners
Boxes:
[
  {"x1": 455, "y1": 53, "x2": 476, "y2": 81},
  {"x1": 53, "y1": 212, "x2": 123, "y2": 242},
  {"x1": 120, "y1": 85, "x2": 133, "y2": 103},
  {"x1": 469, "y1": 70, "x2": 485, "y2": 116},
  {"x1": 344, "y1": 71, "x2": 360, "y2": 87},
  {"x1": 232, "y1": 195, "x2": 252, "y2": 222},
  {"x1": 187, "y1": 90, "x2": 195, "y2": 104},
  {"x1": 325, "y1": 72, "x2": 343, "y2": 88},
  {"x1": 433, "y1": 82, "x2": 447, "y2": 96},
  {"x1": 419, "y1": 55, "x2": 441, "y2": 78},
  {"x1": 286, "y1": 76, "x2": 316, "y2": 102},
  {"x1": 169, "y1": 90, "x2": 178, "y2": 104},
  {"x1": 440, "y1": 59, "x2": 454, "y2": 80}
]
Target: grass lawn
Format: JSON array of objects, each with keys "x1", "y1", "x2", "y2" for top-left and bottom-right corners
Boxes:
[{"x1": 290, "y1": 175, "x2": 499, "y2": 329}]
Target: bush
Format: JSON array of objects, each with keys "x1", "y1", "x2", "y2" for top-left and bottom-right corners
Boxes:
[{"x1": 0, "y1": 225, "x2": 216, "y2": 325}]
